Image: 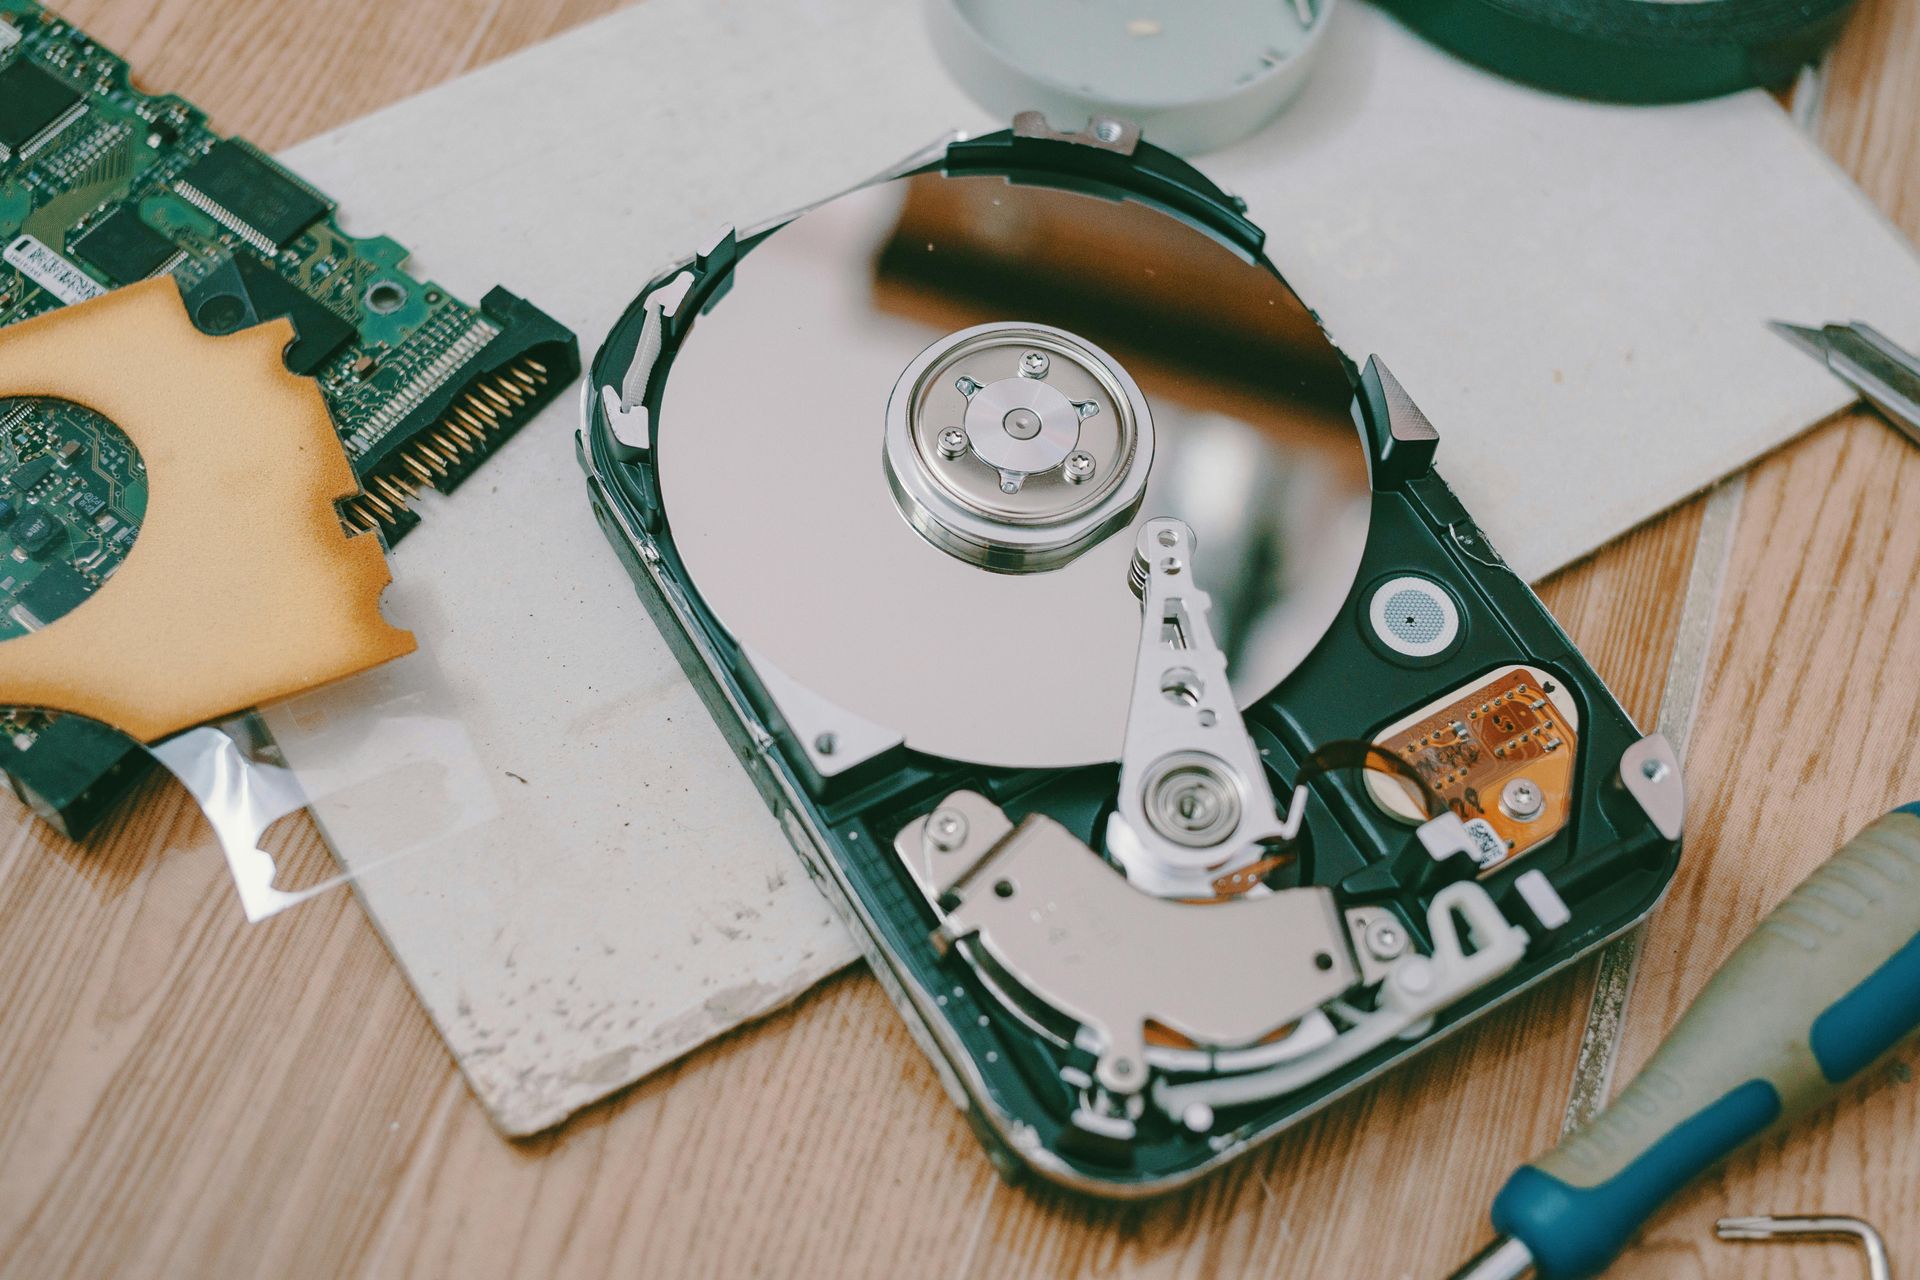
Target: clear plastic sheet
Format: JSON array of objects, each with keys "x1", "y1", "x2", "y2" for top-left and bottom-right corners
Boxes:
[{"x1": 146, "y1": 644, "x2": 499, "y2": 922}]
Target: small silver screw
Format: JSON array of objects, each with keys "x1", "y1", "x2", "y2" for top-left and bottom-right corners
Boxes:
[
  {"x1": 938, "y1": 426, "x2": 968, "y2": 459},
  {"x1": 1064, "y1": 450, "x2": 1096, "y2": 484},
  {"x1": 955, "y1": 374, "x2": 982, "y2": 398},
  {"x1": 1364, "y1": 918, "x2": 1407, "y2": 961},
  {"x1": 814, "y1": 732, "x2": 837, "y2": 756},
  {"x1": 1020, "y1": 350, "x2": 1049, "y2": 378},
  {"x1": 1501, "y1": 777, "x2": 1545, "y2": 822},
  {"x1": 1093, "y1": 119, "x2": 1124, "y2": 144},
  {"x1": 928, "y1": 808, "x2": 968, "y2": 853}
]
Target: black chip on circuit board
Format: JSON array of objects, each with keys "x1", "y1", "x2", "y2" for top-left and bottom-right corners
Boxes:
[
  {"x1": 0, "y1": 61, "x2": 86, "y2": 161},
  {"x1": 13, "y1": 509, "x2": 60, "y2": 557},
  {"x1": 13, "y1": 563, "x2": 90, "y2": 630},
  {"x1": 12, "y1": 455, "x2": 56, "y2": 494},
  {"x1": 175, "y1": 140, "x2": 329, "y2": 252},
  {"x1": 69, "y1": 206, "x2": 177, "y2": 286}
]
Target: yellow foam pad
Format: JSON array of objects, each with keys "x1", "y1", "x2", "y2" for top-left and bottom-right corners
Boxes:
[{"x1": 0, "y1": 278, "x2": 415, "y2": 742}]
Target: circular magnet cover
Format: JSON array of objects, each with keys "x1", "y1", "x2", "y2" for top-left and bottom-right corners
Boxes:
[
  {"x1": 926, "y1": 0, "x2": 1336, "y2": 154},
  {"x1": 655, "y1": 167, "x2": 1371, "y2": 770}
]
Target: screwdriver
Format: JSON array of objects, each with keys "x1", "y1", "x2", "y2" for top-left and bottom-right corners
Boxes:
[{"x1": 1449, "y1": 803, "x2": 1920, "y2": 1279}]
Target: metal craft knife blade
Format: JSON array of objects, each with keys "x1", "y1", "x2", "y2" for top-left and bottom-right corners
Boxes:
[{"x1": 1771, "y1": 319, "x2": 1920, "y2": 446}]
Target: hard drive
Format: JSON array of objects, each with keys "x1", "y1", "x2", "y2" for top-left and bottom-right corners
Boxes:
[{"x1": 579, "y1": 115, "x2": 1684, "y2": 1196}]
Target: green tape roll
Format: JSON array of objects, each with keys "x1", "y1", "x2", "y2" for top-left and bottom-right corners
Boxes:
[{"x1": 1378, "y1": 0, "x2": 1863, "y2": 102}]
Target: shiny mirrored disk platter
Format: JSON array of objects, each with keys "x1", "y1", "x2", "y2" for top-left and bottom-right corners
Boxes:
[{"x1": 657, "y1": 173, "x2": 1371, "y2": 769}]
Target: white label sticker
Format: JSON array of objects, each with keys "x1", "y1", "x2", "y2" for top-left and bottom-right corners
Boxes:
[
  {"x1": 4, "y1": 234, "x2": 105, "y2": 306},
  {"x1": 1462, "y1": 817, "x2": 1508, "y2": 869}
]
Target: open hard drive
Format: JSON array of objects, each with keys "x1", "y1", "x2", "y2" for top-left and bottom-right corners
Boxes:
[{"x1": 580, "y1": 116, "x2": 1684, "y2": 1195}]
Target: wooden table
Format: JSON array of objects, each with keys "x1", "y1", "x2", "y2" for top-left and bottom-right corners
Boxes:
[{"x1": 4, "y1": 2, "x2": 1919, "y2": 1276}]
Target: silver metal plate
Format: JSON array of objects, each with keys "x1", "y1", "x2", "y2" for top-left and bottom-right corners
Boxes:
[
  {"x1": 900, "y1": 793, "x2": 1357, "y2": 1096},
  {"x1": 656, "y1": 172, "x2": 1370, "y2": 768}
]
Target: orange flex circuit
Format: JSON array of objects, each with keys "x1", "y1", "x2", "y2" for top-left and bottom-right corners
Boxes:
[{"x1": 1375, "y1": 667, "x2": 1576, "y2": 868}]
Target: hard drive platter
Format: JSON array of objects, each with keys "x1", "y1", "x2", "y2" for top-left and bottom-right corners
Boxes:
[
  {"x1": 655, "y1": 167, "x2": 1371, "y2": 769},
  {"x1": 582, "y1": 115, "x2": 1684, "y2": 1195}
]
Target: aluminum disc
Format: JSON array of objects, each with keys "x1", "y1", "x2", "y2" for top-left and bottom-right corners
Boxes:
[{"x1": 657, "y1": 171, "x2": 1370, "y2": 769}]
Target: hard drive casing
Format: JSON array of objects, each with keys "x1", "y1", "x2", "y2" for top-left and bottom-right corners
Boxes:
[{"x1": 579, "y1": 124, "x2": 1682, "y2": 1195}]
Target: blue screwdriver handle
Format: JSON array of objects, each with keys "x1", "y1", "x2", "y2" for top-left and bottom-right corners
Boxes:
[{"x1": 1488, "y1": 803, "x2": 1920, "y2": 1279}]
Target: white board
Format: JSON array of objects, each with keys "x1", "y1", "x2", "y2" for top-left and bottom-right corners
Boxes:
[{"x1": 262, "y1": 0, "x2": 1920, "y2": 1135}]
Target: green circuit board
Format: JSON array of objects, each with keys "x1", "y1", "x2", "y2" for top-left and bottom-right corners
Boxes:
[
  {"x1": 0, "y1": 395, "x2": 143, "y2": 636},
  {"x1": 0, "y1": 0, "x2": 580, "y2": 835}
]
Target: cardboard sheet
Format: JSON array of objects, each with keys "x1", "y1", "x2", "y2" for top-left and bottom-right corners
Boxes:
[
  {"x1": 1210, "y1": 12, "x2": 1920, "y2": 579},
  {"x1": 264, "y1": 0, "x2": 1920, "y2": 1135}
]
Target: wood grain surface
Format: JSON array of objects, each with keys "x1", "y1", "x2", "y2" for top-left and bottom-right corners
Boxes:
[{"x1": 2, "y1": 2, "x2": 1917, "y2": 1277}]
